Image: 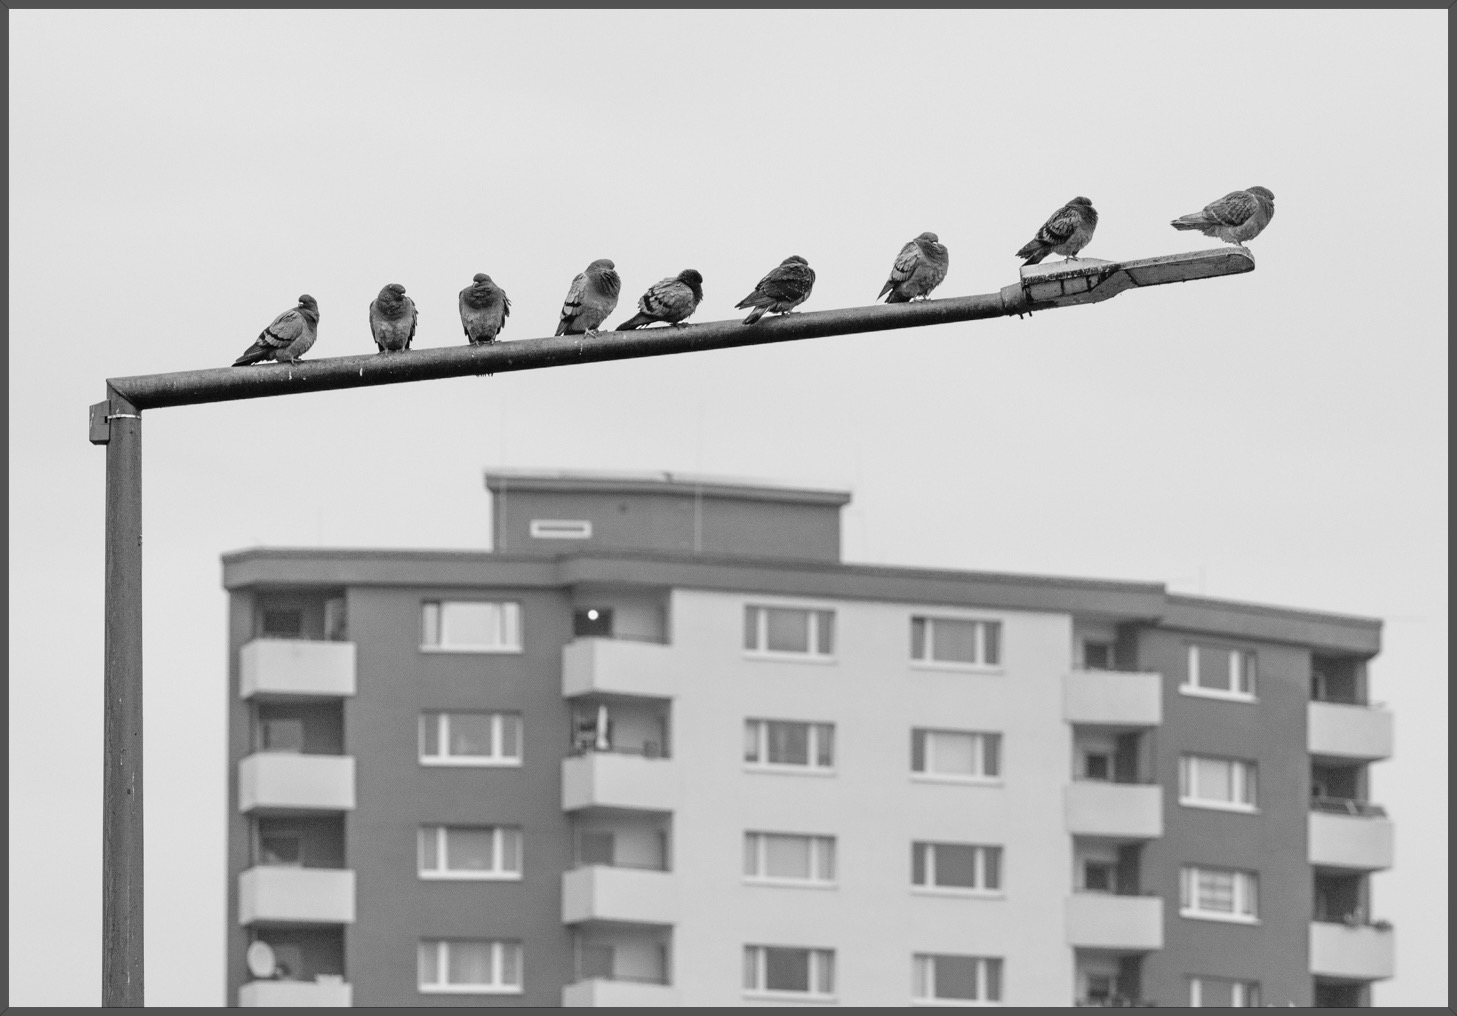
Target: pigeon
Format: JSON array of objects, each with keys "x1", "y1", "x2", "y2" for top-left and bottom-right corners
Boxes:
[
  {"x1": 556, "y1": 259, "x2": 621, "y2": 336},
  {"x1": 1017, "y1": 197, "x2": 1099, "y2": 265},
  {"x1": 1171, "y1": 187, "x2": 1275, "y2": 245},
  {"x1": 459, "y1": 274, "x2": 511, "y2": 345},
  {"x1": 616, "y1": 269, "x2": 705, "y2": 330},
  {"x1": 369, "y1": 283, "x2": 417, "y2": 354},
  {"x1": 736, "y1": 256, "x2": 816, "y2": 325},
  {"x1": 233, "y1": 295, "x2": 320, "y2": 366},
  {"x1": 878, "y1": 232, "x2": 949, "y2": 303}
]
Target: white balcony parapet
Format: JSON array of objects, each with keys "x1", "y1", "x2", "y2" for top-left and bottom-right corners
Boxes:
[
  {"x1": 239, "y1": 753, "x2": 355, "y2": 813},
  {"x1": 562, "y1": 752, "x2": 677, "y2": 812},
  {"x1": 563, "y1": 638, "x2": 677, "y2": 699},
  {"x1": 1065, "y1": 782, "x2": 1163, "y2": 839},
  {"x1": 1310, "y1": 921, "x2": 1395, "y2": 980},
  {"x1": 241, "y1": 639, "x2": 356, "y2": 699},
  {"x1": 1064, "y1": 670, "x2": 1162, "y2": 727},
  {"x1": 240, "y1": 979, "x2": 352, "y2": 1006},
  {"x1": 239, "y1": 866, "x2": 355, "y2": 925},
  {"x1": 1309, "y1": 810, "x2": 1394, "y2": 871},
  {"x1": 1067, "y1": 893, "x2": 1164, "y2": 951},
  {"x1": 563, "y1": 979, "x2": 679, "y2": 1007},
  {"x1": 563, "y1": 865, "x2": 677, "y2": 925},
  {"x1": 1308, "y1": 701, "x2": 1393, "y2": 762}
]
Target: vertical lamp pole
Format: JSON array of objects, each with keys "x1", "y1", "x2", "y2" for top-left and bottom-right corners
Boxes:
[{"x1": 91, "y1": 391, "x2": 145, "y2": 1007}]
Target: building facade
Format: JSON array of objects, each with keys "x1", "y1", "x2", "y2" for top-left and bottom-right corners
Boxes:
[{"x1": 223, "y1": 471, "x2": 1395, "y2": 1007}]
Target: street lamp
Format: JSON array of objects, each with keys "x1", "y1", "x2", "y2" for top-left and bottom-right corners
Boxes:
[{"x1": 87, "y1": 245, "x2": 1253, "y2": 1005}]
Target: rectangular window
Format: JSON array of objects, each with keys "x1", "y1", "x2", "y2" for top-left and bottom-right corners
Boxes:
[
  {"x1": 261, "y1": 608, "x2": 303, "y2": 639},
  {"x1": 910, "y1": 616, "x2": 1002, "y2": 667},
  {"x1": 744, "y1": 605, "x2": 835, "y2": 658},
  {"x1": 912, "y1": 842, "x2": 1002, "y2": 892},
  {"x1": 1179, "y1": 755, "x2": 1258, "y2": 811},
  {"x1": 258, "y1": 717, "x2": 304, "y2": 753},
  {"x1": 1083, "y1": 861, "x2": 1115, "y2": 893},
  {"x1": 744, "y1": 833, "x2": 836, "y2": 885},
  {"x1": 911, "y1": 728, "x2": 1001, "y2": 780},
  {"x1": 1190, "y1": 977, "x2": 1261, "y2": 1007},
  {"x1": 744, "y1": 719, "x2": 835, "y2": 771},
  {"x1": 418, "y1": 939, "x2": 522, "y2": 993},
  {"x1": 421, "y1": 600, "x2": 522, "y2": 652},
  {"x1": 1185, "y1": 643, "x2": 1257, "y2": 700},
  {"x1": 420, "y1": 712, "x2": 523, "y2": 766},
  {"x1": 1083, "y1": 640, "x2": 1114, "y2": 670},
  {"x1": 743, "y1": 945, "x2": 834, "y2": 997},
  {"x1": 418, "y1": 826, "x2": 522, "y2": 879},
  {"x1": 913, "y1": 954, "x2": 1002, "y2": 1003},
  {"x1": 529, "y1": 518, "x2": 592, "y2": 539},
  {"x1": 1180, "y1": 866, "x2": 1259, "y2": 923}
]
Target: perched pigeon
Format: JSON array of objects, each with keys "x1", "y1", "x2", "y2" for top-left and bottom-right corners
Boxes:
[
  {"x1": 1171, "y1": 187, "x2": 1275, "y2": 245},
  {"x1": 736, "y1": 256, "x2": 816, "y2": 325},
  {"x1": 878, "y1": 232, "x2": 949, "y2": 303},
  {"x1": 1017, "y1": 197, "x2": 1099, "y2": 265},
  {"x1": 233, "y1": 295, "x2": 320, "y2": 366},
  {"x1": 459, "y1": 274, "x2": 511, "y2": 345},
  {"x1": 616, "y1": 269, "x2": 705, "y2": 330},
  {"x1": 556, "y1": 259, "x2": 621, "y2": 336},
  {"x1": 369, "y1": 283, "x2": 417, "y2": 354}
]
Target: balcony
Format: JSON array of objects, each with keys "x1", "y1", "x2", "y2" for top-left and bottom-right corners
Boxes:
[
  {"x1": 1066, "y1": 782, "x2": 1162, "y2": 840},
  {"x1": 239, "y1": 979, "x2": 351, "y2": 1006},
  {"x1": 1309, "y1": 803, "x2": 1394, "y2": 871},
  {"x1": 1064, "y1": 671, "x2": 1162, "y2": 727},
  {"x1": 239, "y1": 754, "x2": 355, "y2": 814},
  {"x1": 563, "y1": 979, "x2": 679, "y2": 1007},
  {"x1": 563, "y1": 752, "x2": 676, "y2": 812},
  {"x1": 239, "y1": 867, "x2": 355, "y2": 925},
  {"x1": 563, "y1": 865, "x2": 676, "y2": 926},
  {"x1": 564, "y1": 638, "x2": 676, "y2": 699},
  {"x1": 241, "y1": 639, "x2": 356, "y2": 699},
  {"x1": 1067, "y1": 893, "x2": 1164, "y2": 951},
  {"x1": 1310, "y1": 921, "x2": 1395, "y2": 980},
  {"x1": 1308, "y1": 701, "x2": 1393, "y2": 762}
]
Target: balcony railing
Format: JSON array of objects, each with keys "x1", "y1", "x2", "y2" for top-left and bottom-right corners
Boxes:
[
  {"x1": 569, "y1": 742, "x2": 670, "y2": 760},
  {"x1": 1311, "y1": 796, "x2": 1387, "y2": 817},
  {"x1": 1065, "y1": 781, "x2": 1163, "y2": 840},
  {"x1": 1064, "y1": 670, "x2": 1162, "y2": 727},
  {"x1": 239, "y1": 978, "x2": 351, "y2": 1007},
  {"x1": 562, "y1": 865, "x2": 677, "y2": 925},
  {"x1": 1309, "y1": 919, "x2": 1395, "y2": 980},
  {"x1": 1308, "y1": 701, "x2": 1393, "y2": 761}
]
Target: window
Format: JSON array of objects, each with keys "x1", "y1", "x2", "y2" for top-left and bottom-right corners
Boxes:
[
  {"x1": 419, "y1": 826, "x2": 522, "y2": 879},
  {"x1": 420, "y1": 712, "x2": 522, "y2": 766},
  {"x1": 260, "y1": 608, "x2": 302, "y2": 639},
  {"x1": 1179, "y1": 755, "x2": 1258, "y2": 811},
  {"x1": 1082, "y1": 861, "x2": 1115, "y2": 893},
  {"x1": 1180, "y1": 866, "x2": 1259, "y2": 923},
  {"x1": 1082, "y1": 640, "x2": 1114, "y2": 670},
  {"x1": 910, "y1": 616, "x2": 1002, "y2": 667},
  {"x1": 743, "y1": 946, "x2": 834, "y2": 998},
  {"x1": 1190, "y1": 977, "x2": 1261, "y2": 1007},
  {"x1": 744, "y1": 605, "x2": 835, "y2": 658},
  {"x1": 911, "y1": 728, "x2": 1001, "y2": 781},
  {"x1": 418, "y1": 939, "x2": 521, "y2": 994},
  {"x1": 744, "y1": 833, "x2": 836, "y2": 885},
  {"x1": 1184, "y1": 644, "x2": 1257, "y2": 700},
  {"x1": 258, "y1": 717, "x2": 304, "y2": 753},
  {"x1": 1082, "y1": 752, "x2": 1111, "y2": 781},
  {"x1": 744, "y1": 719, "x2": 835, "y2": 771},
  {"x1": 529, "y1": 518, "x2": 592, "y2": 539},
  {"x1": 912, "y1": 842, "x2": 1002, "y2": 893},
  {"x1": 258, "y1": 831, "x2": 302, "y2": 867},
  {"x1": 421, "y1": 600, "x2": 521, "y2": 652},
  {"x1": 913, "y1": 955, "x2": 1002, "y2": 1003},
  {"x1": 573, "y1": 607, "x2": 613, "y2": 638}
]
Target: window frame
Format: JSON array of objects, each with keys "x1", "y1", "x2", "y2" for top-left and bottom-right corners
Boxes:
[
  {"x1": 911, "y1": 842, "x2": 1004, "y2": 897},
  {"x1": 912, "y1": 953, "x2": 1004, "y2": 1005},
  {"x1": 909, "y1": 615, "x2": 1005, "y2": 672},
  {"x1": 419, "y1": 711, "x2": 524, "y2": 767},
  {"x1": 911, "y1": 728, "x2": 1002, "y2": 785},
  {"x1": 417, "y1": 938, "x2": 523, "y2": 995},
  {"x1": 743, "y1": 831, "x2": 837, "y2": 888},
  {"x1": 743, "y1": 603, "x2": 837, "y2": 663},
  {"x1": 1179, "y1": 865, "x2": 1260, "y2": 924},
  {"x1": 418, "y1": 825, "x2": 523, "y2": 881},
  {"x1": 743, "y1": 718, "x2": 836, "y2": 776},
  {"x1": 1189, "y1": 976, "x2": 1261, "y2": 1007},
  {"x1": 1181, "y1": 643, "x2": 1258, "y2": 702},
  {"x1": 742, "y1": 944, "x2": 836, "y2": 1000},
  {"x1": 528, "y1": 518, "x2": 592, "y2": 540},
  {"x1": 1178, "y1": 754, "x2": 1259, "y2": 813},
  {"x1": 420, "y1": 599, "x2": 523, "y2": 654}
]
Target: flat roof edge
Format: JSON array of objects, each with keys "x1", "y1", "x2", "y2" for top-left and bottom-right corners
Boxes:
[{"x1": 483, "y1": 469, "x2": 852, "y2": 507}]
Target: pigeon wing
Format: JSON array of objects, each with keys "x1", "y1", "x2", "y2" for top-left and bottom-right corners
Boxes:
[
  {"x1": 878, "y1": 241, "x2": 921, "y2": 297},
  {"x1": 260, "y1": 307, "x2": 306, "y2": 348},
  {"x1": 1203, "y1": 191, "x2": 1259, "y2": 227},
  {"x1": 642, "y1": 278, "x2": 693, "y2": 320},
  {"x1": 1035, "y1": 205, "x2": 1080, "y2": 247},
  {"x1": 557, "y1": 272, "x2": 589, "y2": 334}
]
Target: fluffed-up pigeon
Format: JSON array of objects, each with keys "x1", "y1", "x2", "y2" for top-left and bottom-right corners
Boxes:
[
  {"x1": 878, "y1": 232, "x2": 949, "y2": 303},
  {"x1": 459, "y1": 274, "x2": 511, "y2": 345},
  {"x1": 1171, "y1": 187, "x2": 1275, "y2": 245},
  {"x1": 736, "y1": 256, "x2": 816, "y2": 325},
  {"x1": 616, "y1": 270, "x2": 705, "y2": 330},
  {"x1": 556, "y1": 260, "x2": 621, "y2": 336},
  {"x1": 1017, "y1": 197, "x2": 1099, "y2": 265},
  {"x1": 369, "y1": 283, "x2": 417, "y2": 354},
  {"x1": 233, "y1": 295, "x2": 320, "y2": 366}
]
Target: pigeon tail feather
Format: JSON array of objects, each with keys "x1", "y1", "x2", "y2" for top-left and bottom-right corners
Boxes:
[
  {"x1": 1170, "y1": 216, "x2": 1206, "y2": 230},
  {"x1": 742, "y1": 306, "x2": 767, "y2": 325},
  {"x1": 884, "y1": 290, "x2": 911, "y2": 304},
  {"x1": 232, "y1": 339, "x2": 273, "y2": 366},
  {"x1": 616, "y1": 313, "x2": 653, "y2": 331}
]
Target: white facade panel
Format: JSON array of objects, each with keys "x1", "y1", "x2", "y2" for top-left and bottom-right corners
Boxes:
[
  {"x1": 562, "y1": 637, "x2": 677, "y2": 699},
  {"x1": 240, "y1": 638, "x2": 356, "y2": 699},
  {"x1": 1308, "y1": 701, "x2": 1393, "y2": 761},
  {"x1": 239, "y1": 980, "x2": 352, "y2": 1006},
  {"x1": 562, "y1": 979, "x2": 680, "y2": 1007},
  {"x1": 1063, "y1": 669, "x2": 1162, "y2": 726},
  {"x1": 238, "y1": 867, "x2": 355, "y2": 924},
  {"x1": 1065, "y1": 782, "x2": 1163, "y2": 839},
  {"x1": 1309, "y1": 811, "x2": 1394, "y2": 871},
  {"x1": 238, "y1": 753, "x2": 355, "y2": 813},
  {"x1": 562, "y1": 865, "x2": 677, "y2": 925},
  {"x1": 1310, "y1": 921, "x2": 1395, "y2": 980}
]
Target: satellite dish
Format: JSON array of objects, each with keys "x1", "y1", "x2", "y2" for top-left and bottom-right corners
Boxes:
[{"x1": 246, "y1": 941, "x2": 276, "y2": 980}]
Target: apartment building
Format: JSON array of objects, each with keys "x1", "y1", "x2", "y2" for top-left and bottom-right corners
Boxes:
[{"x1": 223, "y1": 470, "x2": 1395, "y2": 1007}]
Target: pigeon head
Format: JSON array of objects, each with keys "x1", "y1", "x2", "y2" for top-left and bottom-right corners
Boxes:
[
  {"x1": 297, "y1": 295, "x2": 317, "y2": 309},
  {"x1": 677, "y1": 269, "x2": 705, "y2": 301},
  {"x1": 1069, "y1": 196, "x2": 1093, "y2": 206},
  {"x1": 917, "y1": 232, "x2": 940, "y2": 244},
  {"x1": 587, "y1": 259, "x2": 616, "y2": 272},
  {"x1": 472, "y1": 273, "x2": 494, "y2": 286},
  {"x1": 380, "y1": 283, "x2": 407, "y2": 298},
  {"x1": 1248, "y1": 186, "x2": 1274, "y2": 202},
  {"x1": 782, "y1": 256, "x2": 809, "y2": 266}
]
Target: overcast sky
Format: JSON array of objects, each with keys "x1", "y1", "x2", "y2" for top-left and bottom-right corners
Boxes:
[{"x1": 8, "y1": 10, "x2": 1447, "y2": 1006}]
